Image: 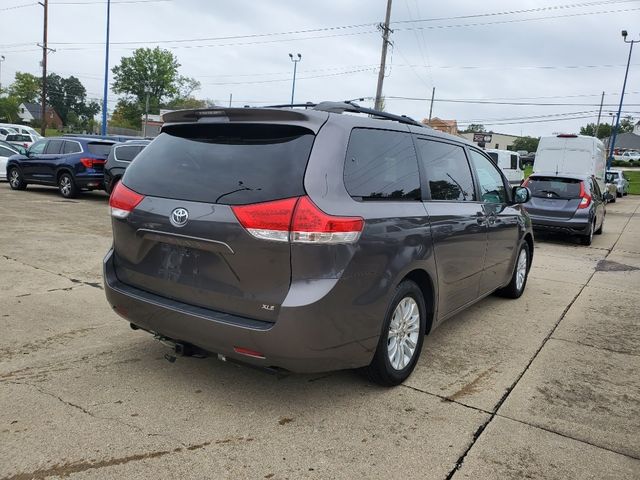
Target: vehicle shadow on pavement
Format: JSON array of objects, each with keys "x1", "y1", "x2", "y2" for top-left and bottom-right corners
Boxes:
[{"x1": 8, "y1": 185, "x2": 109, "y2": 202}]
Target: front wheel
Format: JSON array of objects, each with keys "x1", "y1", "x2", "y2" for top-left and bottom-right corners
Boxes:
[
  {"x1": 58, "y1": 173, "x2": 78, "y2": 198},
  {"x1": 496, "y1": 242, "x2": 530, "y2": 299},
  {"x1": 8, "y1": 167, "x2": 27, "y2": 190},
  {"x1": 365, "y1": 280, "x2": 426, "y2": 387}
]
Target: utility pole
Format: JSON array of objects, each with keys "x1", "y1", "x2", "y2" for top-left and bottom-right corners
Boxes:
[
  {"x1": 228, "y1": 93, "x2": 232, "y2": 107},
  {"x1": 101, "y1": 0, "x2": 111, "y2": 136},
  {"x1": 594, "y1": 91, "x2": 605, "y2": 138},
  {"x1": 142, "y1": 89, "x2": 150, "y2": 137},
  {"x1": 39, "y1": 0, "x2": 48, "y2": 136},
  {"x1": 374, "y1": 0, "x2": 393, "y2": 111},
  {"x1": 288, "y1": 53, "x2": 302, "y2": 106},
  {"x1": 0, "y1": 56, "x2": 5, "y2": 93},
  {"x1": 428, "y1": 87, "x2": 435, "y2": 123},
  {"x1": 608, "y1": 29, "x2": 637, "y2": 167}
]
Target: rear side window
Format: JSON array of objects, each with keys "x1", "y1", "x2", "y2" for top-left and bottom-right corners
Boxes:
[
  {"x1": 510, "y1": 154, "x2": 518, "y2": 170},
  {"x1": 63, "y1": 141, "x2": 82, "y2": 154},
  {"x1": 488, "y1": 152, "x2": 499, "y2": 165},
  {"x1": 124, "y1": 124, "x2": 314, "y2": 205},
  {"x1": 45, "y1": 140, "x2": 64, "y2": 154},
  {"x1": 527, "y1": 177, "x2": 582, "y2": 199},
  {"x1": 0, "y1": 146, "x2": 16, "y2": 157},
  {"x1": 87, "y1": 142, "x2": 115, "y2": 157},
  {"x1": 416, "y1": 139, "x2": 476, "y2": 201},
  {"x1": 344, "y1": 129, "x2": 420, "y2": 201},
  {"x1": 114, "y1": 145, "x2": 143, "y2": 162}
]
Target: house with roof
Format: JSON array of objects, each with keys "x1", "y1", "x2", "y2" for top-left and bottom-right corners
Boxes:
[
  {"x1": 17, "y1": 102, "x2": 63, "y2": 129},
  {"x1": 421, "y1": 117, "x2": 458, "y2": 135},
  {"x1": 604, "y1": 120, "x2": 640, "y2": 154}
]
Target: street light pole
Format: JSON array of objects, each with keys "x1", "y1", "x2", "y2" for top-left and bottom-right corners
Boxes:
[
  {"x1": 101, "y1": 0, "x2": 111, "y2": 136},
  {"x1": 0, "y1": 56, "x2": 5, "y2": 93},
  {"x1": 608, "y1": 30, "x2": 637, "y2": 167},
  {"x1": 288, "y1": 53, "x2": 301, "y2": 107}
]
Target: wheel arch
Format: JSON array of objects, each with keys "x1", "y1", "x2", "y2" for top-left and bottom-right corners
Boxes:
[
  {"x1": 523, "y1": 232, "x2": 534, "y2": 270},
  {"x1": 56, "y1": 167, "x2": 74, "y2": 182},
  {"x1": 399, "y1": 269, "x2": 436, "y2": 334}
]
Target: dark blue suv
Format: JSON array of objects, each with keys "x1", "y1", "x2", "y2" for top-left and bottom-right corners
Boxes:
[{"x1": 6, "y1": 136, "x2": 115, "y2": 198}]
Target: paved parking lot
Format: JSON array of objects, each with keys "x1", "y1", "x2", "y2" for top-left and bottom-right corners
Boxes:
[{"x1": 1, "y1": 185, "x2": 639, "y2": 479}]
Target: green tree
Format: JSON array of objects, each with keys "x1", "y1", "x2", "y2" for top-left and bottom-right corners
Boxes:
[
  {"x1": 618, "y1": 115, "x2": 636, "y2": 133},
  {"x1": 462, "y1": 124, "x2": 486, "y2": 133},
  {"x1": 8, "y1": 72, "x2": 41, "y2": 104},
  {"x1": 512, "y1": 136, "x2": 539, "y2": 153},
  {"x1": 111, "y1": 48, "x2": 199, "y2": 127},
  {"x1": 580, "y1": 122, "x2": 612, "y2": 139},
  {"x1": 46, "y1": 73, "x2": 100, "y2": 126},
  {"x1": 110, "y1": 99, "x2": 143, "y2": 130},
  {"x1": 0, "y1": 96, "x2": 21, "y2": 122}
]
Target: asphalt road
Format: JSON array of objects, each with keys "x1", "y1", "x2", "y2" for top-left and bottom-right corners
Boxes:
[{"x1": 1, "y1": 185, "x2": 639, "y2": 480}]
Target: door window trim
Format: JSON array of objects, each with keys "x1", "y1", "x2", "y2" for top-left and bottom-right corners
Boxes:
[
  {"x1": 466, "y1": 146, "x2": 512, "y2": 204},
  {"x1": 413, "y1": 135, "x2": 480, "y2": 204}
]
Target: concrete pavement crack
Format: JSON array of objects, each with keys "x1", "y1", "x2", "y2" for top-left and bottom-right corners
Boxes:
[
  {"x1": 549, "y1": 336, "x2": 640, "y2": 357},
  {"x1": 7, "y1": 380, "x2": 188, "y2": 448},
  {"x1": 0, "y1": 254, "x2": 103, "y2": 291},
  {"x1": 444, "y1": 200, "x2": 640, "y2": 480},
  {"x1": 494, "y1": 412, "x2": 640, "y2": 462}
]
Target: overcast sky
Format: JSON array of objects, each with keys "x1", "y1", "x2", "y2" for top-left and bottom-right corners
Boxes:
[{"x1": 1, "y1": 0, "x2": 639, "y2": 136}]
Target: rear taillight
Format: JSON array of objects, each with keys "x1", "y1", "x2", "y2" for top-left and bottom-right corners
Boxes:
[
  {"x1": 80, "y1": 158, "x2": 106, "y2": 168},
  {"x1": 522, "y1": 178, "x2": 530, "y2": 187},
  {"x1": 578, "y1": 181, "x2": 591, "y2": 209},
  {"x1": 231, "y1": 196, "x2": 364, "y2": 244},
  {"x1": 291, "y1": 196, "x2": 364, "y2": 244},
  {"x1": 109, "y1": 182, "x2": 145, "y2": 219}
]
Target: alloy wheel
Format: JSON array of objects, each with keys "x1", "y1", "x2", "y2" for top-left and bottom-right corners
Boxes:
[
  {"x1": 9, "y1": 169, "x2": 20, "y2": 188},
  {"x1": 515, "y1": 248, "x2": 528, "y2": 291},
  {"x1": 60, "y1": 176, "x2": 72, "y2": 196},
  {"x1": 387, "y1": 297, "x2": 420, "y2": 371}
]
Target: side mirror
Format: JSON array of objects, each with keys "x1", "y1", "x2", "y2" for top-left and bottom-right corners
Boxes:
[{"x1": 512, "y1": 186, "x2": 530, "y2": 204}]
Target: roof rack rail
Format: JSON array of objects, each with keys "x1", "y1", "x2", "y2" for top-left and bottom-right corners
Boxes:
[{"x1": 258, "y1": 101, "x2": 426, "y2": 128}]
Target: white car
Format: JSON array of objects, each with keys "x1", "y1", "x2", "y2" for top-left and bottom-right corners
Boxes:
[
  {"x1": 0, "y1": 142, "x2": 21, "y2": 181},
  {"x1": 621, "y1": 151, "x2": 640, "y2": 161},
  {"x1": 0, "y1": 124, "x2": 42, "y2": 140},
  {"x1": 0, "y1": 126, "x2": 17, "y2": 141},
  {"x1": 5, "y1": 133, "x2": 38, "y2": 149}
]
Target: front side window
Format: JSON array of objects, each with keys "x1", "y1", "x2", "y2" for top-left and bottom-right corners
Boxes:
[
  {"x1": 416, "y1": 139, "x2": 476, "y2": 201},
  {"x1": 28, "y1": 140, "x2": 47, "y2": 155},
  {"x1": 468, "y1": 149, "x2": 507, "y2": 204},
  {"x1": 344, "y1": 129, "x2": 421, "y2": 201}
]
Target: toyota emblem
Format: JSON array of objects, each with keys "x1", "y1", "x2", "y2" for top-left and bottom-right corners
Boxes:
[{"x1": 170, "y1": 207, "x2": 189, "y2": 227}]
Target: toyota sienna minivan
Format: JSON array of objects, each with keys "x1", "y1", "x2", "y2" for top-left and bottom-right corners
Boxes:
[{"x1": 104, "y1": 102, "x2": 534, "y2": 386}]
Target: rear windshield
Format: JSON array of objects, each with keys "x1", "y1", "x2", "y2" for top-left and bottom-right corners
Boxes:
[
  {"x1": 87, "y1": 142, "x2": 115, "y2": 157},
  {"x1": 123, "y1": 124, "x2": 315, "y2": 205},
  {"x1": 8, "y1": 134, "x2": 30, "y2": 142},
  {"x1": 528, "y1": 176, "x2": 582, "y2": 199},
  {"x1": 605, "y1": 172, "x2": 620, "y2": 182}
]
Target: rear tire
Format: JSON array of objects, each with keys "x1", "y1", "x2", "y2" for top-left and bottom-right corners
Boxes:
[
  {"x1": 496, "y1": 242, "x2": 530, "y2": 299},
  {"x1": 58, "y1": 173, "x2": 78, "y2": 199},
  {"x1": 365, "y1": 280, "x2": 426, "y2": 387},
  {"x1": 8, "y1": 167, "x2": 27, "y2": 190},
  {"x1": 595, "y1": 217, "x2": 603, "y2": 235},
  {"x1": 580, "y1": 220, "x2": 595, "y2": 245}
]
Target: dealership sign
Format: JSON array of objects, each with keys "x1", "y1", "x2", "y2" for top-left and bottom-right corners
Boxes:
[{"x1": 473, "y1": 133, "x2": 493, "y2": 143}]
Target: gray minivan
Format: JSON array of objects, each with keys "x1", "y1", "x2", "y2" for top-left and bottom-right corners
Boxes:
[{"x1": 104, "y1": 103, "x2": 534, "y2": 386}]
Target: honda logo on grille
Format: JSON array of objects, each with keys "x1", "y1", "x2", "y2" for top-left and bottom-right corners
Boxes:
[{"x1": 170, "y1": 208, "x2": 189, "y2": 227}]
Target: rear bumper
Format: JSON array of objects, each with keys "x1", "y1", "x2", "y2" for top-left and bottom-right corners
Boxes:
[
  {"x1": 103, "y1": 249, "x2": 379, "y2": 373},
  {"x1": 528, "y1": 215, "x2": 590, "y2": 235},
  {"x1": 75, "y1": 173, "x2": 105, "y2": 190}
]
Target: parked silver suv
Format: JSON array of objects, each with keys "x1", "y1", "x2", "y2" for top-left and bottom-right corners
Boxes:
[{"x1": 104, "y1": 102, "x2": 534, "y2": 385}]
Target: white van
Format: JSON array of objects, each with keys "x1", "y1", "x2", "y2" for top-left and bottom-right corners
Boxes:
[
  {"x1": 485, "y1": 149, "x2": 524, "y2": 185},
  {"x1": 534, "y1": 134, "x2": 606, "y2": 192}
]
